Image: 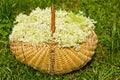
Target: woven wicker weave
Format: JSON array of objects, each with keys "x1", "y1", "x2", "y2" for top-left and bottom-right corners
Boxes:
[{"x1": 10, "y1": 30, "x2": 98, "y2": 75}]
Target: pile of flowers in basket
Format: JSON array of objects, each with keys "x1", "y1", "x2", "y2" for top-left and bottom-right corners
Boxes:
[{"x1": 9, "y1": 6, "x2": 98, "y2": 75}]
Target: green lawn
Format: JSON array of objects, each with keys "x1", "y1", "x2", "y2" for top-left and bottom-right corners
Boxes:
[{"x1": 0, "y1": 0, "x2": 120, "y2": 80}]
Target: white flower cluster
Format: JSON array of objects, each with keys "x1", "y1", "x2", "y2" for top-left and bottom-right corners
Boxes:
[
  {"x1": 9, "y1": 8, "x2": 52, "y2": 45},
  {"x1": 9, "y1": 7, "x2": 96, "y2": 49}
]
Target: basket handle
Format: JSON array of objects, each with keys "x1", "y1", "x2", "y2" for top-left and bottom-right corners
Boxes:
[{"x1": 51, "y1": 3, "x2": 55, "y2": 35}]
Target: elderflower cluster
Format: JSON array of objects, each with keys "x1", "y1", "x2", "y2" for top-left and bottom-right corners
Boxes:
[
  {"x1": 9, "y1": 7, "x2": 96, "y2": 49},
  {"x1": 9, "y1": 8, "x2": 52, "y2": 45}
]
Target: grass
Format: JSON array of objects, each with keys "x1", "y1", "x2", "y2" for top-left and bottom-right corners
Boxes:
[{"x1": 0, "y1": 0, "x2": 120, "y2": 80}]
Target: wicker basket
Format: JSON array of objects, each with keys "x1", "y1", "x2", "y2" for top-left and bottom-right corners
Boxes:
[
  {"x1": 10, "y1": 30, "x2": 97, "y2": 75},
  {"x1": 9, "y1": 4, "x2": 98, "y2": 75}
]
